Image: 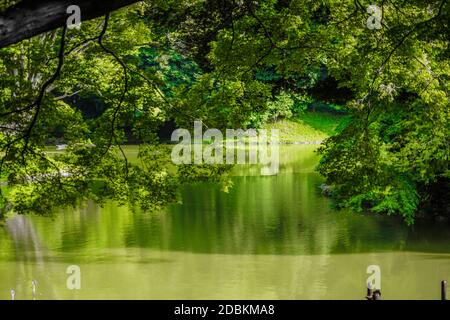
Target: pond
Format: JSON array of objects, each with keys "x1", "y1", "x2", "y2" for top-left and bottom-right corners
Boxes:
[{"x1": 0, "y1": 145, "x2": 449, "y2": 300}]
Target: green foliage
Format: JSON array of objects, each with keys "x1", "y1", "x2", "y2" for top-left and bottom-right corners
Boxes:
[
  {"x1": 0, "y1": 0, "x2": 449, "y2": 224},
  {"x1": 266, "y1": 91, "x2": 294, "y2": 121},
  {"x1": 173, "y1": 73, "x2": 272, "y2": 129},
  {"x1": 0, "y1": 5, "x2": 195, "y2": 214},
  {"x1": 138, "y1": 46, "x2": 201, "y2": 96},
  {"x1": 291, "y1": 93, "x2": 313, "y2": 115},
  {"x1": 318, "y1": 97, "x2": 449, "y2": 224}
]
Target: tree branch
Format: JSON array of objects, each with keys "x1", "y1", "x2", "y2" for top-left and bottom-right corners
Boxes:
[
  {"x1": 0, "y1": 0, "x2": 141, "y2": 48},
  {"x1": 22, "y1": 24, "x2": 68, "y2": 157}
]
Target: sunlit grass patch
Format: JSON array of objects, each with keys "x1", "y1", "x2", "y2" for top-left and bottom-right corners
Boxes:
[{"x1": 264, "y1": 111, "x2": 350, "y2": 143}]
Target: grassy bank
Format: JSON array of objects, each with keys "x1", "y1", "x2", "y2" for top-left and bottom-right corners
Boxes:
[{"x1": 263, "y1": 111, "x2": 350, "y2": 143}]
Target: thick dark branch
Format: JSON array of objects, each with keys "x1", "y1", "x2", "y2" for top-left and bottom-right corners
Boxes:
[
  {"x1": 23, "y1": 24, "x2": 68, "y2": 158},
  {"x1": 97, "y1": 14, "x2": 129, "y2": 176},
  {"x1": 0, "y1": 0, "x2": 141, "y2": 48}
]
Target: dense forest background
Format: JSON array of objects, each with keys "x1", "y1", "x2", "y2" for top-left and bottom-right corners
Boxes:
[{"x1": 0, "y1": 0, "x2": 448, "y2": 224}]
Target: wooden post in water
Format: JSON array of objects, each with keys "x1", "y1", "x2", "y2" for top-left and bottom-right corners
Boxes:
[
  {"x1": 366, "y1": 282, "x2": 373, "y2": 300},
  {"x1": 366, "y1": 282, "x2": 381, "y2": 300},
  {"x1": 441, "y1": 280, "x2": 447, "y2": 301},
  {"x1": 372, "y1": 290, "x2": 381, "y2": 300}
]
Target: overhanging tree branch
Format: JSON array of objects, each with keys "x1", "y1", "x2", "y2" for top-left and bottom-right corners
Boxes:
[
  {"x1": 0, "y1": 0, "x2": 141, "y2": 48},
  {"x1": 97, "y1": 13, "x2": 129, "y2": 176}
]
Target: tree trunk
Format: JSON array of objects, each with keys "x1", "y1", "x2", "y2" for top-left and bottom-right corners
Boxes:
[{"x1": 0, "y1": 0, "x2": 141, "y2": 48}]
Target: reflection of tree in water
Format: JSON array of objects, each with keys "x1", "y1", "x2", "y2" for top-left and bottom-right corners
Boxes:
[
  {"x1": 6, "y1": 215, "x2": 43, "y2": 263},
  {"x1": 5, "y1": 215, "x2": 57, "y2": 299}
]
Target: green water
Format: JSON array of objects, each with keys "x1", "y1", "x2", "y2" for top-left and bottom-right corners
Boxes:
[{"x1": 1, "y1": 145, "x2": 450, "y2": 300}]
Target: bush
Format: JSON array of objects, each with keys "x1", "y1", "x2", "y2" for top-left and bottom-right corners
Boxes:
[{"x1": 267, "y1": 91, "x2": 294, "y2": 121}]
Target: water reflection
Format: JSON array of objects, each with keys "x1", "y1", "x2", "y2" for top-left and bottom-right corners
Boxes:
[
  {"x1": 0, "y1": 145, "x2": 449, "y2": 299},
  {"x1": 1, "y1": 215, "x2": 60, "y2": 299},
  {"x1": 6, "y1": 215, "x2": 44, "y2": 263}
]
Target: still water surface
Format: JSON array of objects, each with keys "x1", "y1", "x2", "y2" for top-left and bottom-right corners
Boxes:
[{"x1": 0, "y1": 145, "x2": 449, "y2": 300}]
